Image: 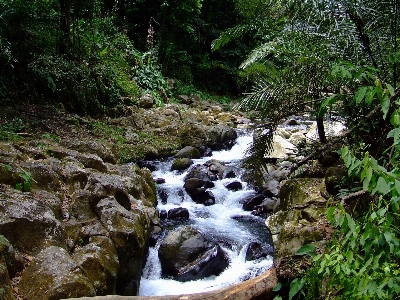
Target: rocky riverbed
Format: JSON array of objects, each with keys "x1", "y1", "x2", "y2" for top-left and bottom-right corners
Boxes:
[{"x1": 0, "y1": 96, "x2": 347, "y2": 299}]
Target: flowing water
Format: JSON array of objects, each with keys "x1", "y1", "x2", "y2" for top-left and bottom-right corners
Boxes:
[{"x1": 139, "y1": 130, "x2": 274, "y2": 296}]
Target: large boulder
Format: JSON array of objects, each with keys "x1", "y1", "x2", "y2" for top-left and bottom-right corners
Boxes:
[
  {"x1": 0, "y1": 185, "x2": 66, "y2": 255},
  {"x1": 95, "y1": 197, "x2": 151, "y2": 295},
  {"x1": 18, "y1": 246, "x2": 96, "y2": 299},
  {"x1": 174, "y1": 146, "x2": 200, "y2": 159},
  {"x1": 158, "y1": 226, "x2": 229, "y2": 281},
  {"x1": 72, "y1": 236, "x2": 119, "y2": 295},
  {"x1": 171, "y1": 158, "x2": 194, "y2": 171},
  {"x1": 207, "y1": 125, "x2": 237, "y2": 150},
  {"x1": 0, "y1": 236, "x2": 14, "y2": 300},
  {"x1": 265, "y1": 178, "x2": 329, "y2": 276}
]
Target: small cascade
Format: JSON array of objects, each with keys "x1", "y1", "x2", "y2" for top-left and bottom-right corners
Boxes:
[{"x1": 139, "y1": 130, "x2": 274, "y2": 296}]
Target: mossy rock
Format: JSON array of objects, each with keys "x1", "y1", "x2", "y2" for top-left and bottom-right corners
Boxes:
[
  {"x1": 171, "y1": 158, "x2": 194, "y2": 171},
  {"x1": 324, "y1": 165, "x2": 347, "y2": 195},
  {"x1": 277, "y1": 178, "x2": 325, "y2": 211}
]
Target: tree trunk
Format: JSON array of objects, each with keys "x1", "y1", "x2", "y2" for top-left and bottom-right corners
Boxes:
[
  {"x1": 316, "y1": 115, "x2": 327, "y2": 144},
  {"x1": 58, "y1": 0, "x2": 71, "y2": 54}
]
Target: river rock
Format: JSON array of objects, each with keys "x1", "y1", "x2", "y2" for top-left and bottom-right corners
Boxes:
[
  {"x1": 266, "y1": 178, "x2": 329, "y2": 271},
  {"x1": 72, "y1": 236, "x2": 119, "y2": 295},
  {"x1": 245, "y1": 242, "x2": 268, "y2": 261},
  {"x1": 168, "y1": 207, "x2": 190, "y2": 220},
  {"x1": 18, "y1": 246, "x2": 96, "y2": 299},
  {"x1": 188, "y1": 188, "x2": 216, "y2": 205},
  {"x1": 175, "y1": 146, "x2": 201, "y2": 159},
  {"x1": 0, "y1": 185, "x2": 66, "y2": 255},
  {"x1": 171, "y1": 158, "x2": 194, "y2": 171},
  {"x1": 184, "y1": 178, "x2": 214, "y2": 193},
  {"x1": 0, "y1": 236, "x2": 14, "y2": 300},
  {"x1": 207, "y1": 125, "x2": 237, "y2": 150},
  {"x1": 158, "y1": 226, "x2": 228, "y2": 281},
  {"x1": 243, "y1": 194, "x2": 265, "y2": 211},
  {"x1": 185, "y1": 164, "x2": 214, "y2": 182},
  {"x1": 95, "y1": 196, "x2": 151, "y2": 295},
  {"x1": 225, "y1": 181, "x2": 243, "y2": 191}
]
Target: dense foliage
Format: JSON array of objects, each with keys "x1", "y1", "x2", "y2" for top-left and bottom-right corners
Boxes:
[{"x1": 212, "y1": 0, "x2": 400, "y2": 298}]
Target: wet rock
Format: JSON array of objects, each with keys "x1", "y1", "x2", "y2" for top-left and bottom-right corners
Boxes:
[
  {"x1": 149, "y1": 226, "x2": 163, "y2": 247},
  {"x1": 185, "y1": 164, "x2": 213, "y2": 182},
  {"x1": 175, "y1": 146, "x2": 200, "y2": 159},
  {"x1": 158, "y1": 188, "x2": 169, "y2": 204},
  {"x1": 171, "y1": 158, "x2": 194, "y2": 171},
  {"x1": 287, "y1": 119, "x2": 300, "y2": 126},
  {"x1": 18, "y1": 246, "x2": 95, "y2": 299},
  {"x1": 158, "y1": 226, "x2": 228, "y2": 281},
  {"x1": 243, "y1": 194, "x2": 265, "y2": 211},
  {"x1": 179, "y1": 123, "x2": 208, "y2": 148},
  {"x1": 223, "y1": 167, "x2": 237, "y2": 179},
  {"x1": 245, "y1": 242, "x2": 268, "y2": 261},
  {"x1": 154, "y1": 178, "x2": 166, "y2": 184},
  {"x1": 207, "y1": 125, "x2": 238, "y2": 150},
  {"x1": 188, "y1": 188, "x2": 215, "y2": 205},
  {"x1": 183, "y1": 178, "x2": 214, "y2": 193},
  {"x1": 137, "y1": 161, "x2": 157, "y2": 172},
  {"x1": 225, "y1": 181, "x2": 243, "y2": 191},
  {"x1": 159, "y1": 210, "x2": 168, "y2": 219},
  {"x1": 167, "y1": 207, "x2": 189, "y2": 220},
  {"x1": 72, "y1": 236, "x2": 119, "y2": 295}
]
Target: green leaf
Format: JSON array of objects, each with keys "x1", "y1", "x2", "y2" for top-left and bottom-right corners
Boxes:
[
  {"x1": 381, "y1": 95, "x2": 391, "y2": 119},
  {"x1": 355, "y1": 86, "x2": 368, "y2": 104},
  {"x1": 289, "y1": 278, "x2": 305, "y2": 300},
  {"x1": 363, "y1": 167, "x2": 373, "y2": 190},
  {"x1": 273, "y1": 282, "x2": 283, "y2": 292},
  {"x1": 376, "y1": 177, "x2": 390, "y2": 195},
  {"x1": 346, "y1": 214, "x2": 356, "y2": 233},
  {"x1": 296, "y1": 244, "x2": 316, "y2": 257}
]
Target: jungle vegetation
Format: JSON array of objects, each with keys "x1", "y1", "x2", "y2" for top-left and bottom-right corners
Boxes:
[{"x1": 1, "y1": 0, "x2": 400, "y2": 298}]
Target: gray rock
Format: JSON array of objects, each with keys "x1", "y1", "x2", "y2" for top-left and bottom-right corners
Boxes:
[
  {"x1": 175, "y1": 146, "x2": 201, "y2": 159},
  {"x1": 72, "y1": 236, "x2": 119, "y2": 295},
  {"x1": 18, "y1": 246, "x2": 95, "y2": 299},
  {"x1": 138, "y1": 94, "x2": 154, "y2": 108},
  {"x1": 158, "y1": 226, "x2": 228, "y2": 281},
  {"x1": 0, "y1": 185, "x2": 66, "y2": 255},
  {"x1": 171, "y1": 158, "x2": 194, "y2": 171},
  {"x1": 95, "y1": 196, "x2": 151, "y2": 295}
]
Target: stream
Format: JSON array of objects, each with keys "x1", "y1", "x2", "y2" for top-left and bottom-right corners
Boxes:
[{"x1": 138, "y1": 129, "x2": 274, "y2": 296}]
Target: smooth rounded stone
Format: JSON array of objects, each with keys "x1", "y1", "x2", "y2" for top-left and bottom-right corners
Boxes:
[
  {"x1": 158, "y1": 226, "x2": 229, "y2": 282},
  {"x1": 137, "y1": 161, "x2": 157, "y2": 172},
  {"x1": 171, "y1": 158, "x2": 194, "y2": 171},
  {"x1": 286, "y1": 119, "x2": 300, "y2": 126},
  {"x1": 225, "y1": 181, "x2": 243, "y2": 191},
  {"x1": 175, "y1": 146, "x2": 201, "y2": 159},
  {"x1": 288, "y1": 131, "x2": 306, "y2": 145},
  {"x1": 243, "y1": 194, "x2": 265, "y2": 211},
  {"x1": 18, "y1": 246, "x2": 95, "y2": 299},
  {"x1": 184, "y1": 178, "x2": 214, "y2": 193},
  {"x1": 188, "y1": 188, "x2": 216, "y2": 205},
  {"x1": 168, "y1": 207, "x2": 189, "y2": 220},
  {"x1": 245, "y1": 242, "x2": 268, "y2": 261},
  {"x1": 222, "y1": 167, "x2": 237, "y2": 179},
  {"x1": 154, "y1": 178, "x2": 166, "y2": 184},
  {"x1": 149, "y1": 226, "x2": 163, "y2": 247},
  {"x1": 159, "y1": 210, "x2": 168, "y2": 219},
  {"x1": 185, "y1": 164, "x2": 212, "y2": 182}
]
